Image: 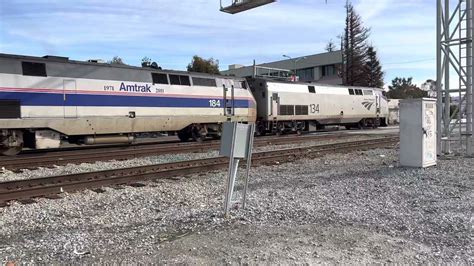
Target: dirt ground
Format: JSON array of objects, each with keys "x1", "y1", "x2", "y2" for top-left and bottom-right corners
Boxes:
[{"x1": 149, "y1": 223, "x2": 437, "y2": 264}]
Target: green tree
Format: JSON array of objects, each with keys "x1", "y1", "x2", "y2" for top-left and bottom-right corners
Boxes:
[
  {"x1": 386, "y1": 77, "x2": 427, "y2": 99},
  {"x1": 108, "y1": 56, "x2": 125, "y2": 65},
  {"x1": 364, "y1": 46, "x2": 384, "y2": 88},
  {"x1": 342, "y1": 1, "x2": 370, "y2": 86},
  {"x1": 187, "y1": 55, "x2": 220, "y2": 75}
]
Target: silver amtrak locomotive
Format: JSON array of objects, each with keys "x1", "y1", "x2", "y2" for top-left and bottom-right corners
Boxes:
[
  {"x1": 0, "y1": 53, "x2": 257, "y2": 155},
  {"x1": 247, "y1": 78, "x2": 389, "y2": 135}
]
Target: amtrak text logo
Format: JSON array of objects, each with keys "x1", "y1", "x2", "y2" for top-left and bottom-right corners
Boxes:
[{"x1": 119, "y1": 83, "x2": 152, "y2": 92}]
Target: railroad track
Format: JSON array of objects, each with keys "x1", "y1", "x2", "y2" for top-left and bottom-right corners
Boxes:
[
  {"x1": 0, "y1": 137, "x2": 399, "y2": 206},
  {"x1": 0, "y1": 132, "x2": 363, "y2": 171}
]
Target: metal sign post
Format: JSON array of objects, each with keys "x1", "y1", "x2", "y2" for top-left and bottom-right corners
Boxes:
[
  {"x1": 219, "y1": 122, "x2": 255, "y2": 217},
  {"x1": 242, "y1": 123, "x2": 255, "y2": 209}
]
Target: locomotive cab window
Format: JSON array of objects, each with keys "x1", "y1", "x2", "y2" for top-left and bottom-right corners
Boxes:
[
  {"x1": 348, "y1": 89, "x2": 355, "y2": 95},
  {"x1": 22, "y1": 62, "x2": 47, "y2": 76},
  {"x1": 308, "y1": 86, "x2": 316, "y2": 93},
  {"x1": 152, "y1": 73, "x2": 168, "y2": 84},
  {"x1": 232, "y1": 81, "x2": 241, "y2": 89},
  {"x1": 363, "y1": 89, "x2": 373, "y2": 95},
  {"x1": 355, "y1": 89, "x2": 363, "y2": 95}
]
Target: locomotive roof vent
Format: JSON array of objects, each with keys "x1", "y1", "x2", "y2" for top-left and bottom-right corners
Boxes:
[
  {"x1": 87, "y1": 59, "x2": 106, "y2": 64},
  {"x1": 42, "y1": 55, "x2": 69, "y2": 61}
]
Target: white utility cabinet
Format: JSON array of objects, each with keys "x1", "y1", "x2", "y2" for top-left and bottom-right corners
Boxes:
[{"x1": 399, "y1": 98, "x2": 437, "y2": 168}]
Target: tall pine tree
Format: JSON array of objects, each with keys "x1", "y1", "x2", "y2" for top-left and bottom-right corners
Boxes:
[
  {"x1": 325, "y1": 39, "x2": 336, "y2": 52},
  {"x1": 364, "y1": 46, "x2": 384, "y2": 88},
  {"x1": 342, "y1": 1, "x2": 370, "y2": 86}
]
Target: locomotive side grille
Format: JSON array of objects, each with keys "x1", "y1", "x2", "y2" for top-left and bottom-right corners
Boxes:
[
  {"x1": 279, "y1": 105, "x2": 295, "y2": 116},
  {"x1": 0, "y1": 100, "x2": 21, "y2": 118},
  {"x1": 295, "y1": 105, "x2": 309, "y2": 115},
  {"x1": 152, "y1": 73, "x2": 169, "y2": 84},
  {"x1": 22, "y1": 62, "x2": 47, "y2": 77},
  {"x1": 192, "y1": 77, "x2": 217, "y2": 87}
]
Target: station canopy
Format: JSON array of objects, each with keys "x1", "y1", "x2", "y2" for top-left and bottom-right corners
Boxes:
[{"x1": 220, "y1": 0, "x2": 276, "y2": 14}]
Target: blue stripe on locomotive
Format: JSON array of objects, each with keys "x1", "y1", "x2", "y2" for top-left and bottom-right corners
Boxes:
[{"x1": 0, "y1": 91, "x2": 251, "y2": 108}]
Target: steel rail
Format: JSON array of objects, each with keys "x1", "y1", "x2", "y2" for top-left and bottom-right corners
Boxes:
[
  {"x1": 0, "y1": 132, "x2": 366, "y2": 171},
  {"x1": 0, "y1": 137, "x2": 398, "y2": 205}
]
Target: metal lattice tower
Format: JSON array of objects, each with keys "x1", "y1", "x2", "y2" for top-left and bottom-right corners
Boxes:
[{"x1": 437, "y1": 0, "x2": 473, "y2": 156}]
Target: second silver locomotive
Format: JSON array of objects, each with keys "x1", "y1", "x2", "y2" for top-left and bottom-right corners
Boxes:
[{"x1": 248, "y1": 78, "x2": 388, "y2": 135}]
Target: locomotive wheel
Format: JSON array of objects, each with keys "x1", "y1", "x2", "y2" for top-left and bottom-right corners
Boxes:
[
  {"x1": 361, "y1": 119, "x2": 368, "y2": 128},
  {"x1": 177, "y1": 131, "x2": 191, "y2": 142},
  {"x1": 0, "y1": 145, "x2": 23, "y2": 156},
  {"x1": 192, "y1": 132, "x2": 205, "y2": 143},
  {"x1": 275, "y1": 122, "x2": 285, "y2": 136},
  {"x1": 296, "y1": 129, "x2": 303, "y2": 135},
  {"x1": 211, "y1": 126, "x2": 222, "y2": 140},
  {"x1": 373, "y1": 118, "x2": 380, "y2": 129},
  {"x1": 191, "y1": 126, "x2": 207, "y2": 143},
  {"x1": 256, "y1": 124, "x2": 267, "y2": 136},
  {"x1": 1, "y1": 130, "x2": 24, "y2": 156}
]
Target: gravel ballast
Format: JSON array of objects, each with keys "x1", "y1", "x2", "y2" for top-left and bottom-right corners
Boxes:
[
  {"x1": 0, "y1": 147, "x2": 472, "y2": 264},
  {"x1": 0, "y1": 134, "x2": 373, "y2": 182}
]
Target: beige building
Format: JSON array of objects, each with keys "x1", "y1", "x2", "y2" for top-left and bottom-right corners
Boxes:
[{"x1": 221, "y1": 50, "x2": 343, "y2": 85}]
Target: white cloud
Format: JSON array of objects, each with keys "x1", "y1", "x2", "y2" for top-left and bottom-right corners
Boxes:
[
  {"x1": 355, "y1": 0, "x2": 394, "y2": 20},
  {"x1": 0, "y1": 0, "x2": 439, "y2": 84}
]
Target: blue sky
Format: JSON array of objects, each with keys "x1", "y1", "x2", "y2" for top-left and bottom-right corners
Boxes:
[{"x1": 0, "y1": 0, "x2": 435, "y2": 86}]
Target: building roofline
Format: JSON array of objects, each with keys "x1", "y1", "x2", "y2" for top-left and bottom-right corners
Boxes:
[
  {"x1": 260, "y1": 50, "x2": 342, "y2": 66},
  {"x1": 222, "y1": 50, "x2": 342, "y2": 73}
]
